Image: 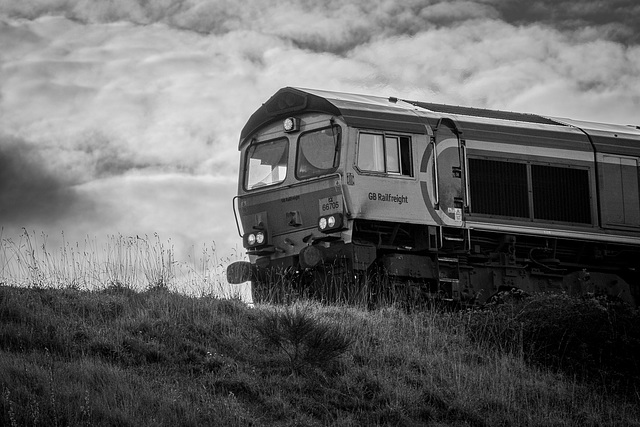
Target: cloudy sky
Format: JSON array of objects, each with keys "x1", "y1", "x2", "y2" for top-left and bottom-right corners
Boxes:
[{"x1": 1, "y1": 0, "x2": 639, "y2": 278}]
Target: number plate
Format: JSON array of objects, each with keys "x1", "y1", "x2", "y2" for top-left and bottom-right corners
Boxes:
[{"x1": 319, "y1": 196, "x2": 342, "y2": 214}]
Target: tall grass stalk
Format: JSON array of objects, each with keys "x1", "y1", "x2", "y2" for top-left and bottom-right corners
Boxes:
[{"x1": 0, "y1": 228, "x2": 244, "y2": 298}]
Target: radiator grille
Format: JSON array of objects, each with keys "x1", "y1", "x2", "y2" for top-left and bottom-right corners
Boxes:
[
  {"x1": 469, "y1": 159, "x2": 529, "y2": 218},
  {"x1": 468, "y1": 158, "x2": 592, "y2": 224},
  {"x1": 532, "y1": 165, "x2": 591, "y2": 224}
]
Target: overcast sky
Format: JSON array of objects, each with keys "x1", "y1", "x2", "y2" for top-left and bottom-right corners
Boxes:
[{"x1": 1, "y1": 0, "x2": 639, "y2": 281}]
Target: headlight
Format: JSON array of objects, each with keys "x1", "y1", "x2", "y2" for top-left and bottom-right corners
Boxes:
[
  {"x1": 317, "y1": 213, "x2": 343, "y2": 233},
  {"x1": 247, "y1": 233, "x2": 256, "y2": 245},
  {"x1": 244, "y1": 230, "x2": 268, "y2": 248}
]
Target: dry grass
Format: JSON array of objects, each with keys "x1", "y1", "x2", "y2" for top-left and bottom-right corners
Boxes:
[
  {"x1": 0, "y1": 228, "x2": 243, "y2": 298},
  {"x1": 1, "y1": 283, "x2": 639, "y2": 426},
  {"x1": 464, "y1": 290, "x2": 640, "y2": 396}
]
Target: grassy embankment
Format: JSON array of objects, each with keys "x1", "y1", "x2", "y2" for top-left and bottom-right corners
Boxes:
[{"x1": 1, "y1": 231, "x2": 639, "y2": 426}]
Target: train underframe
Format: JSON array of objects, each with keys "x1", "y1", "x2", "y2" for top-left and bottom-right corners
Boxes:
[{"x1": 244, "y1": 220, "x2": 640, "y2": 307}]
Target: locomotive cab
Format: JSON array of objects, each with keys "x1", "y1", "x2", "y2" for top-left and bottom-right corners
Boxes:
[{"x1": 226, "y1": 88, "x2": 446, "y2": 302}]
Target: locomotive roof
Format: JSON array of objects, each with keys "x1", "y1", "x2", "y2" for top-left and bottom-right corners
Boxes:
[{"x1": 240, "y1": 87, "x2": 640, "y2": 154}]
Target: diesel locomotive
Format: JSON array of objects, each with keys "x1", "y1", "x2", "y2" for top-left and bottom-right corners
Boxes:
[{"x1": 226, "y1": 87, "x2": 640, "y2": 306}]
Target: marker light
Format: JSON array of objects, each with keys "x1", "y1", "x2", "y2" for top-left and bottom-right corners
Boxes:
[{"x1": 283, "y1": 117, "x2": 299, "y2": 133}]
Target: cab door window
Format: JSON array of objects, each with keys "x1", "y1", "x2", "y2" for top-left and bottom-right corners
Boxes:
[
  {"x1": 385, "y1": 136, "x2": 401, "y2": 173},
  {"x1": 357, "y1": 133, "x2": 385, "y2": 172}
]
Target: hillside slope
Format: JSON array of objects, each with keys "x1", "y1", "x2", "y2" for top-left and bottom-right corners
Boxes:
[{"x1": 1, "y1": 284, "x2": 639, "y2": 426}]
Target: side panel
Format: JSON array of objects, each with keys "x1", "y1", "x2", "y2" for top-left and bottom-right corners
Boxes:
[
  {"x1": 345, "y1": 130, "x2": 433, "y2": 224},
  {"x1": 464, "y1": 133, "x2": 598, "y2": 230},
  {"x1": 599, "y1": 154, "x2": 640, "y2": 229}
]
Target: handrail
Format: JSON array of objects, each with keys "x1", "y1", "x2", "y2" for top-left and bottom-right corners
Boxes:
[
  {"x1": 461, "y1": 141, "x2": 471, "y2": 212},
  {"x1": 431, "y1": 136, "x2": 440, "y2": 209},
  {"x1": 232, "y1": 195, "x2": 243, "y2": 237}
]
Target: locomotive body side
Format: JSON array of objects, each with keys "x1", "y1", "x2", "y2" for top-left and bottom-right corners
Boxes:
[
  {"x1": 227, "y1": 87, "x2": 640, "y2": 305},
  {"x1": 438, "y1": 114, "x2": 640, "y2": 305}
]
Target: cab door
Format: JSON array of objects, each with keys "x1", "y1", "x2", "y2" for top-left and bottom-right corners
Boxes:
[{"x1": 434, "y1": 118, "x2": 467, "y2": 226}]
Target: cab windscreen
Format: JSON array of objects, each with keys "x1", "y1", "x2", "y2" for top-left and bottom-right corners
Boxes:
[
  {"x1": 245, "y1": 138, "x2": 288, "y2": 190},
  {"x1": 296, "y1": 125, "x2": 341, "y2": 180}
]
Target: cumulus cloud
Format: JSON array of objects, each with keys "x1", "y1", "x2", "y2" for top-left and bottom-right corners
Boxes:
[
  {"x1": 1, "y1": 17, "x2": 265, "y2": 178},
  {"x1": 346, "y1": 20, "x2": 640, "y2": 121},
  {"x1": 0, "y1": 16, "x2": 255, "y2": 260},
  {"x1": 0, "y1": 134, "x2": 92, "y2": 224},
  {"x1": 492, "y1": 0, "x2": 640, "y2": 44},
  {"x1": 2, "y1": 0, "x2": 639, "y2": 50},
  {"x1": 74, "y1": 173, "x2": 240, "y2": 253}
]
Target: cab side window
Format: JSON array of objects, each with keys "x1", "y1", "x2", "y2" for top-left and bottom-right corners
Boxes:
[{"x1": 357, "y1": 132, "x2": 412, "y2": 176}]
